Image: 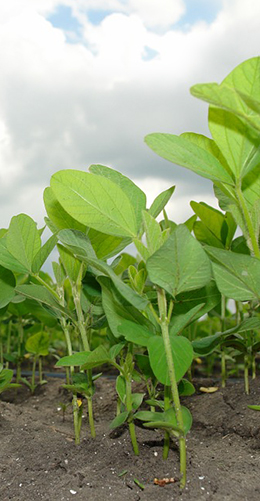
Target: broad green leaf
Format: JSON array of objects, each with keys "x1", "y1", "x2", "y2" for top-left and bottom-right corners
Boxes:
[
  {"x1": 25, "y1": 331, "x2": 49, "y2": 356},
  {"x1": 142, "y1": 211, "x2": 166, "y2": 256},
  {"x1": 56, "y1": 351, "x2": 90, "y2": 367},
  {"x1": 135, "y1": 406, "x2": 192, "y2": 435},
  {"x1": 58, "y1": 229, "x2": 148, "y2": 310},
  {"x1": 0, "y1": 266, "x2": 16, "y2": 308},
  {"x1": 192, "y1": 332, "x2": 223, "y2": 356},
  {"x1": 146, "y1": 225, "x2": 212, "y2": 297},
  {"x1": 172, "y1": 280, "x2": 221, "y2": 318},
  {"x1": 111, "y1": 253, "x2": 137, "y2": 276},
  {"x1": 208, "y1": 58, "x2": 260, "y2": 180},
  {"x1": 169, "y1": 303, "x2": 205, "y2": 336},
  {"x1": 147, "y1": 335, "x2": 193, "y2": 384},
  {"x1": 145, "y1": 133, "x2": 234, "y2": 185},
  {"x1": 184, "y1": 214, "x2": 197, "y2": 232},
  {"x1": 44, "y1": 187, "x2": 87, "y2": 233},
  {"x1": 0, "y1": 239, "x2": 29, "y2": 274},
  {"x1": 132, "y1": 393, "x2": 145, "y2": 410},
  {"x1": 31, "y1": 235, "x2": 57, "y2": 273},
  {"x1": 110, "y1": 411, "x2": 129, "y2": 429},
  {"x1": 51, "y1": 170, "x2": 138, "y2": 238},
  {"x1": 190, "y1": 201, "x2": 225, "y2": 242},
  {"x1": 109, "y1": 343, "x2": 124, "y2": 360},
  {"x1": 15, "y1": 284, "x2": 75, "y2": 320},
  {"x1": 181, "y1": 132, "x2": 231, "y2": 175},
  {"x1": 99, "y1": 277, "x2": 154, "y2": 338},
  {"x1": 191, "y1": 82, "x2": 260, "y2": 132},
  {"x1": 89, "y1": 164, "x2": 146, "y2": 230},
  {"x1": 116, "y1": 375, "x2": 126, "y2": 403},
  {"x1": 81, "y1": 345, "x2": 110, "y2": 370},
  {"x1": 209, "y1": 107, "x2": 260, "y2": 180},
  {"x1": 57, "y1": 244, "x2": 82, "y2": 283},
  {"x1": 118, "y1": 320, "x2": 153, "y2": 346},
  {"x1": 148, "y1": 186, "x2": 175, "y2": 219},
  {"x1": 6, "y1": 214, "x2": 41, "y2": 272},
  {"x1": 135, "y1": 354, "x2": 154, "y2": 379},
  {"x1": 133, "y1": 238, "x2": 150, "y2": 261},
  {"x1": 205, "y1": 246, "x2": 260, "y2": 301},
  {"x1": 52, "y1": 262, "x2": 66, "y2": 286},
  {"x1": 193, "y1": 221, "x2": 224, "y2": 248},
  {"x1": 178, "y1": 379, "x2": 195, "y2": 396},
  {"x1": 44, "y1": 187, "x2": 128, "y2": 259}
]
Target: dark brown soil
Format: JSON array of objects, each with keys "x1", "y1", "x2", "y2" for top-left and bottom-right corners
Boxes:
[{"x1": 1, "y1": 376, "x2": 260, "y2": 501}]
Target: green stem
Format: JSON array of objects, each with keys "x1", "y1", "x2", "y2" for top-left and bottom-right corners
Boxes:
[
  {"x1": 252, "y1": 355, "x2": 256, "y2": 380},
  {"x1": 236, "y1": 185, "x2": 260, "y2": 259},
  {"x1": 163, "y1": 386, "x2": 171, "y2": 460},
  {"x1": 87, "y1": 397, "x2": 96, "y2": 438},
  {"x1": 33, "y1": 274, "x2": 61, "y2": 301},
  {"x1": 38, "y1": 357, "x2": 43, "y2": 383},
  {"x1": 221, "y1": 295, "x2": 226, "y2": 388},
  {"x1": 5, "y1": 321, "x2": 12, "y2": 369},
  {"x1": 125, "y1": 376, "x2": 139, "y2": 456},
  {"x1": 16, "y1": 319, "x2": 24, "y2": 383},
  {"x1": 244, "y1": 354, "x2": 250, "y2": 395},
  {"x1": 31, "y1": 356, "x2": 37, "y2": 393},
  {"x1": 157, "y1": 287, "x2": 186, "y2": 488}
]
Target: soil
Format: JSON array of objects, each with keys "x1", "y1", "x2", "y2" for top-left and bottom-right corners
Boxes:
[{"x1": 1, "y1": 376, "x2": 260, "y2": 501}]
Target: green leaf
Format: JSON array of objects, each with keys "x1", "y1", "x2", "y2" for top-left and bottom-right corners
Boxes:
[
  {"x1": 148, "y1": 186, "x2": 175, "y2": 219},
  {"x1": 56, "y1": 351, "x2": 90, "y2": 367},
  {"x1": 190, "y1": 201, "x2": 225, "y2": 243},
  {"x1": 116, "y1": 375, "x2": 126, "y2": 403},
  {"x1": 99, "y1": 277, "x2": 154, "y2": 338},
  {"x1": 51, "y1": 170, "x2": 138, "y2": 238},
  {"x1": 147, "y1": 335, "x2": 193, "y2": 384},
  {"x1": 15, "y1": 284, "x2": 75, "y2": 320},
  {"x1": 89, "y1": 164, "x2": 146, "y2": 230},
  {"x1": 142, "y1": 211, "x2": 166, "y2": 256},
  {"x1": 6, "y1": 215, "x2": 41, "y2": 272},
  {"x1": 146, "y1": 225, "x2": 212, "y2": 297},
  {"x1": 0, "y1": 266, "x2": 16, "y2": 308},
  {"x1": 57, "y1": 244, "x2": 82, "y2": 283},
  {"x1": 44, "y1": 187, "x2": 87, "y2": 233},
  {"x1": 109, "y1": 411, "x2": 129, "y2": 429},
  {"x1": 25, "y1": 331, "x2": 49, "y2": 356},
  {"x1": 173, "y1": 280, "x2": 221, "y2": 318},
  {"x1": 205, "y1": 246, "x2": 260, "y2": 301},
  {"x1": 44, "y1": 187, "x2": 129, "y2": 260},
  {"x1": 169, "y1": 303, "x2": 205, "y2": 336},
  {"x1": 81, "y1": 345, "x2": 111, "y2": 370},
  {"x1": 192, "y1": 332, "x2": 223, "y2": 356},
  {"x1": 178, "y1": 379, "x2": 195, "y2": 396},
  {"x1": 58, "y1": 230, "x2": 148, "y2": 310},
  {"x1": 132, "y1": 392, "x2": 145, "y2": 410},
  {"x1": 135, "y1": 354, "x2": 154, "y2": 379},
  {"x1": 0, "y1": 239, "x2": 29, "y2": 274},
  {"x1": 191, "y1": 56, "x2": 260, "y2": 133},
  {"x1": 118, "y1": 320, "x2": 153, "y2": 346},
  {"x1": 32, "y1": 235, "x2": 57, "y2": 273},
  {"x1": 145, "y1": 133, "x2": 234, "y2": 185}
]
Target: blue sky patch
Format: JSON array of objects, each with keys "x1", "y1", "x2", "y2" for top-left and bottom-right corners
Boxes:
[
  {"x1": 142, "y1": 46, "x2": 159, "y2": 62},
  {"x1": 87, "y1": 9, "x2": 112, "y2": 25},
  {"x1": 48, "y1": 5, "x2": 82, "y2": 34},
  {"x1": 176, "y1": 0, "x2": 223, "y2": 29}
]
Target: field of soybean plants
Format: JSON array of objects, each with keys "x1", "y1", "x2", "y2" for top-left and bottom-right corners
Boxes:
[{"x1": 0, "y1": 56, "x2": 260, "y2": 501}]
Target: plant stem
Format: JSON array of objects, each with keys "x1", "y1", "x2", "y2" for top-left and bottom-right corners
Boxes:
[
  {"x1": 87, "y1": 397, "x2": 96, "y2": 438},
  {"x1": 39, "y1": 357, "x2": 43, "y2": 383},
  {"x1": 125, "y1": 376, "x2": 139, "y2": 455},
  {"x1": 220, "y1": 295, "x2": 226, "y2": 388},
  {"x1": 163, "y1": 385, "x2": 171, "y2": 460},
  {"x1": 5, "y1": 321, "x2": 12, "y2": 369},
  {"x1": 236, "y1": 185, "x2": 260, "y2": 259},
  {"x1": 157, "y1": 287, "x2": 186, "y2": 488},
  {"x1": 31, "y1": 356, "x2": 37, "y2": 393},
  {"x1": 16, "y1": 319, "x2": 24, "y2": 383},
  {"x1": 244, "y1": 354, "x2": 250, "y2": 395}
]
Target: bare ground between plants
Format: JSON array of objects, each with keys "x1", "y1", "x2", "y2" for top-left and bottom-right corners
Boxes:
[{"x1": 1, "y1": 377, "x2": 260, "y2": 501}]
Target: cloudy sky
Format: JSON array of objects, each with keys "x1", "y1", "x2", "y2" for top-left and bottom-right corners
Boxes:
[{"x1": 1, "y1": 0, "x2": 260, "y2": 230}]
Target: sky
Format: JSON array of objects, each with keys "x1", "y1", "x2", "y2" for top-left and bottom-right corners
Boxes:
[{"x1": 0, "y1": 0, "x2": 260, "y2": 233}]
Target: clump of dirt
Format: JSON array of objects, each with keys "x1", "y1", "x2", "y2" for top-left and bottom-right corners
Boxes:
[{"x1": 1, "y1": 377, "x2": 260, "y2": 500}]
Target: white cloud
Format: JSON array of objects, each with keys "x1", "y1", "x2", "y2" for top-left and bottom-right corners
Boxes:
[{"x1": 0, "y1": 0, "x2": 260, "y2": 229}]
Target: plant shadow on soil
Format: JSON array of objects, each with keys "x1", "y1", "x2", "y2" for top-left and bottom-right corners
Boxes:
[{"x1": 1, "y1": 377, "x2": 260, "y2": 501}]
